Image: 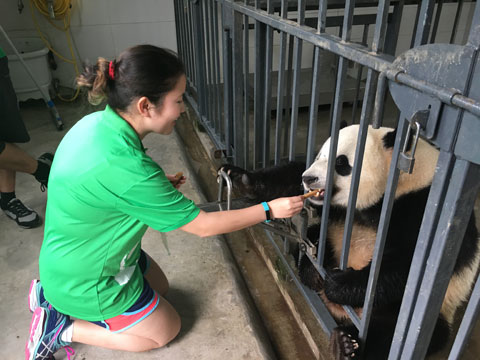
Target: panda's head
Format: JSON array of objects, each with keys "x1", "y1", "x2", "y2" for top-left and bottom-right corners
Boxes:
[{"x1": 302, "y1": 124, "x2": 439, "y2": 210}]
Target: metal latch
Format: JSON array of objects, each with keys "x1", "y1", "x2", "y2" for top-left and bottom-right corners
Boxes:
[
  {"x1": 216, "y1": 168, "x2": 233, "y2": 210},
  {"x1": 397, "y1": 110, "x2": 429, "y2": 174}
]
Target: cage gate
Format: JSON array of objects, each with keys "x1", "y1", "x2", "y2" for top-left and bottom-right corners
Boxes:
[{"x1": 174, "y1": 1, "x2": 480, "y2": 359}]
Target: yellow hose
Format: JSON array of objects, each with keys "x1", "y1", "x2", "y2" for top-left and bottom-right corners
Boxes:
[{"x1": 29, "y1": 0, "x2": 80, "y2": 101}]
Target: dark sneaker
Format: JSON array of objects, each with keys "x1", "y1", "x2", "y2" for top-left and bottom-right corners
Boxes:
[
  {"x1": 3, "y1": 198, "x2": 41, "y2": 228},
  {"x1": 25, "y1": 306, "x2": 74, "y2": 360},
  {"x1": 28, "y1": 279, "x2": 48, "y2": 313},
  {"x1": 35, "y1": 153, "x2": 54, "y2": 191}
]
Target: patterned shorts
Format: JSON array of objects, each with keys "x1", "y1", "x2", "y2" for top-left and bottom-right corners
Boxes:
[{"x1": 89, "y1": 250, "x2": 160, "y2": 333}]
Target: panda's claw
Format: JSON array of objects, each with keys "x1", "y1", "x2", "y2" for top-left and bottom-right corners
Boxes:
[{"x1": 330, "y1": 328, "x2": 359, "y2": 360}]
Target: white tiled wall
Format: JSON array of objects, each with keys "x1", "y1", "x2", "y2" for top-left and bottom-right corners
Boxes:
[
  {"x1": 0, "y1": 1, "x2": 475, "y2": 90},
  {"x1": 0, "y1": 0, "x2": 178, "y2": 88}
]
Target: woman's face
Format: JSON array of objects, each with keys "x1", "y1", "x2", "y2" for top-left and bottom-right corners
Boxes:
[{"x1": 149, "y1": 75, "x2": 186, "y2": 135}]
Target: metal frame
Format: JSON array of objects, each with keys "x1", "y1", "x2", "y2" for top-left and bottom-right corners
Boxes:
[{"x1": 174, "y1": 1, "x2": 480, "y2": 358}]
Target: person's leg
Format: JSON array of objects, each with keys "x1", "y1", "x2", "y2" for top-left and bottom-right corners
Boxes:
[
  {"x1": 27, "y1": 288, "x2": 181, "y2": 357},
  {"x1": 143, "y1": 252, "x2": 169, "y2": 296},
  {"x1": 0, "y1": 167, "x2": 40, "y2": 228},
  {"x1": 0, "y1": 143, "x2": 37, "y2": 174},
  {"x1": 71, "y1": 296, "x2": 181, "y2": 351},
  {"x1": 0, "y1": 168, "x2": 16, "y2": 193}
]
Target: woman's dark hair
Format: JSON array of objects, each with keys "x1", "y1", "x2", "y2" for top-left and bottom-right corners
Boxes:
[{"x1": 77, "y1": 45, "x2": 185, "y2": 110}]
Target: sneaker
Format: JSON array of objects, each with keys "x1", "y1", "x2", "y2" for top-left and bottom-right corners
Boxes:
[
  {"x1": 28, "y1": 279, "x2": 48, "y2": 313},
  {"x1": 3, "y1": 198, "x2": 41, "y2": 228},
  {"x1": 25, "y1": 306, "x2": 74, "y2": 360},
  {"x1": 35, "y1": 153, "x2": 54, "y2": 191}
]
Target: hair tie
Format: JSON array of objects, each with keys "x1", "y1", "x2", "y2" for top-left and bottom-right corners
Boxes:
[{"x1": 108, "y1": 61, "x2": 115, "y2": 80}]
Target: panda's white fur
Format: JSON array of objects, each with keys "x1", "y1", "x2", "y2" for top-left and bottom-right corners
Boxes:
[
  {"x1": 302, "y1": 124, "x2": 478, "y2": 327},
  {"x1": 221, "y1": 124, "x2": 479, "y2": 357},
  {"x1": 302, "y1": 125, "x2": 439, "y2": 209}
]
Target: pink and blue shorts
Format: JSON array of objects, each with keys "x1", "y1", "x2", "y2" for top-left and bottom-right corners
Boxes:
[{"x1": 90, "y1": 250, "x2": 159, "y2": 333}]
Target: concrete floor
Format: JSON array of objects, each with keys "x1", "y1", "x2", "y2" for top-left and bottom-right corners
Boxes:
[{"x1": 0, "y1": 98, "x2": 275, "y2": 360}]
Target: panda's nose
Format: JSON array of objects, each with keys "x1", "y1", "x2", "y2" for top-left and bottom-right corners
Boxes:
[{"x1": 302, "y1": 175, "x2": 318, "y2": 187}]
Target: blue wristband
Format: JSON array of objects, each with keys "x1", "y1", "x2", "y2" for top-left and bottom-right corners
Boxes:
[{"x1": 261, "y1": 202, "x2": 271, "y2": 223}]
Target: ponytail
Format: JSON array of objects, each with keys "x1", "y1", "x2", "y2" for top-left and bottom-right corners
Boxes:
[{"x1": 76, "y1": 45, "x2": 184, "y2": 110}]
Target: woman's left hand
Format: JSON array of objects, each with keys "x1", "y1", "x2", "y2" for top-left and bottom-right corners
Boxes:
[{"x1": 167, "y1": 173, "x2": 186, "y2": 189}]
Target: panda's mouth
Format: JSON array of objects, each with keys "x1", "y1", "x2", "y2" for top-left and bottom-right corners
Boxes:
[{"x1": 304, "y1": 188, "x2": 325, "y2": 201}]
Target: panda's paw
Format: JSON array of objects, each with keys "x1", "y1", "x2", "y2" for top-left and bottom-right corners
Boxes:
[{"x1": 330, "y1": 327, "x2": 360, "y2": 359}]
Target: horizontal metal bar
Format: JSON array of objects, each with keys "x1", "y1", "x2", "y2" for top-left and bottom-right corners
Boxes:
[
  {"x1": 386, "y1": 69, "x2": 480, "y2": 116},
  {"x1": 228, "y1": 1, "x2": 393, "y2": 72}
]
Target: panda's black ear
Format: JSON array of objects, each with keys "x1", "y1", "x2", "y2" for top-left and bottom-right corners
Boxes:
[
  {"x1": 340, "y1": 120, "x2": 348, "y2": 129},
  {"x1": 383, "y1": 129, "x2": 397, "y2": 149}
]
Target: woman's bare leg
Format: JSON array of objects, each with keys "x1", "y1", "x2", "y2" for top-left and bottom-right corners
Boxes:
[
  {"x1": 143, "y1": 253, "x2": 169, "y2": 296},
  {"x1": 72, "y1": 296, "x2": 181, "y2": 351},
  {"x1": 71, "y1": 253, "x2": 179, "y2": 351},
  {"x1": 0, "y1": 143, "x2": 37, "y2": 173}
]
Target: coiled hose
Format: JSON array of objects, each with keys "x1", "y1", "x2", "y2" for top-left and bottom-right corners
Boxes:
[{"x1": 29, "y1": 0, "x2": 80, "y2": 101}]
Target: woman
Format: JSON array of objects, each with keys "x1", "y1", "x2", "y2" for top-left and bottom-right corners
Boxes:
[{"x1": 26, "y1": 45, "x2": 304, "y2": 360}]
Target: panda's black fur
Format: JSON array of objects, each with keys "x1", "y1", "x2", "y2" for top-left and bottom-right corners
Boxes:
[{"x1": 221, "y1": 125, "x2": 480, "y2": 359}]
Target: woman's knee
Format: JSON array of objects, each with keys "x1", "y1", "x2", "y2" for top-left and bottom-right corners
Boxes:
[{"x1": 153, "y1": 310, "x2": 181, "y2": 348}]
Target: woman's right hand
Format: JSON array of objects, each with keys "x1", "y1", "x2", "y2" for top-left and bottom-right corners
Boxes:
[{"x1": 266, "y1": 196, "x2": 305, "y2": 220}]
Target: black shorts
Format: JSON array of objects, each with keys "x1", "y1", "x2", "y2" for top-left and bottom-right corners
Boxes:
[{"x1": 0, "y1": 56, "x2": 30, "y2": 154}]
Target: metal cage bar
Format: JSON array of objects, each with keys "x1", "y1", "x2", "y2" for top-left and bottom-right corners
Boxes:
[{"x1": 174, "y1": 1, "x2": 480, "y2": 359}]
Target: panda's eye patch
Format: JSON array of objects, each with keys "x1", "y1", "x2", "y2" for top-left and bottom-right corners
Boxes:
[{"x1": 335, "y1": 155, "x2": 352, "y2": 176}]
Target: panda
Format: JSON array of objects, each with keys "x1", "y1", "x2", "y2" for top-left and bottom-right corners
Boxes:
[{"x1": 221, "y1": 124, "x2": 480, "y2": 359}]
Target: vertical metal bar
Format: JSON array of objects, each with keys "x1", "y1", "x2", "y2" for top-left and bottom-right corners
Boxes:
[
  {"x1": 466, "y1": 0, "x2": 480, "y2": 48},
  {"x1": 243, "y1": 2, "x2": 250, "y2": 168},
  {"x1": 410, "y1": 4, "x2": 422, "y2": 49},
  {"x1": 274, "y1": 0, "x2": 288, "y2": 165},
  {"x1": 203, "y1": 0, "x2": 213, "y2": 127},
  {"x1": 429, "y1": 0, "x2": 444, "y2": 43},
  {"x1": 413, "y1": 0, "x2": 436, "y2": 47},
  {"x1": 187, "y1": 1, "x2": 196, "y2": 89},
  {"x1": 371, "y1": 0, "x2": 391, "y2": 56},
  {"x1": 206, "y1": 0, "x2": 217, "y2": 132},
  {"x1": 282, "y1": 34, "x2": 295, "y2": 159},
  {"x1": 305, "y1": 0, "x2": 329, "y2": 167},
  {"x1": 194, "y1": 0, "x2": 208, "y2": 117},
  {"x1": 288, "y1": 0, "x2": 305, "y2": 161},
  {"x1": 210, "y1": 0, "x2": 220, "y2": 134},
  {"x1": 339, "y1": 71, "x2": 379, "y2": 270},
  {"x1": 179, "y1": 1, "x2": 191, "y2": 82},
  {"x1": 450, "y1": 0, "x2": 464, "y2": 44},
  {"x1": 448, "y1": 274, "x2": 480, "y2": 359},
  {"x1": 384, "y1": 0, "x2": 404, "y2": 56},
  {"x1": 318, "y1": 0, "x2": 328, "y2": 33},
  {"x1": 358, "y1": 116, "x2": 408, "y2": 339},
  {"x1": 213, "y1": 0, "x2": 223, "y2": 140},
  {"x1": 317, "y1": 0, "x2": 355, "y2": 266},
  {"x1": 232, "y1": 10, "x2": 245, "y2": 166},
  {"x1": 387, "y1": 150, "x2": 455, "y2": 359},
  {"x1": 262, "y1": 0, "x2": 274, "y2": 166},
  {"x1": 327, "y1": 26, "x2": 343, "y2": 134},
  {"x1": 305, "y1": 48, "x2": 321, "y2": 167},
  {"x1": 222, "y1": 5, "x2": 233, "y2": 158},
  {"x1": 253, "y1": 0, "x2": 266, "y2": 169},
  {"x1": 351, "y1": 24, "x2": 369, "y2": 124},
  {"x1": 400, "y1": 160, "x2": 480, "y2": 360},
  {"x1": 462, "y1": 0, "x2": 476, "y2": 46},
  {"x1": 173, "y1": 1, "x2": 182, "y2": 60}
]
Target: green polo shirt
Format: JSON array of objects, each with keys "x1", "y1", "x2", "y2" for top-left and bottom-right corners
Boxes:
[
  {"x1": 39, "y1": 105, "x2": 200, "y2": 320},
  {"x1": 0, "y1": 47, "x2": 5, "y2": 58}
]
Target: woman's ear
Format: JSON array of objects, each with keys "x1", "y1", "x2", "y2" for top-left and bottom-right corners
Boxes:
[{"x1": 136, "y1": 96, "x2": 152, "y2": 117}]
